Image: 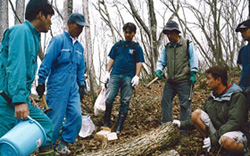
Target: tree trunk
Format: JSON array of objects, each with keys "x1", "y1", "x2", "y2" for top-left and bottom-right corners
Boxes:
[
  {"x1": 0, "y1": 0, "x2": 8, "y2": 42},
  {"x1": 63, "y1": 0, "x2": 73, "y2": 30},
  {"x1": 248, "y1": 0, "x2": 250, "y2": 19},
  {"x1": 87, "y1": 123, "x2": 179, "y2": 156},
  {"x1": 83, "y1": 0, "x2": 98, "y2": 102},
  {"x1": 15, "y1": 0, "x2": 25, "y2": 24}
]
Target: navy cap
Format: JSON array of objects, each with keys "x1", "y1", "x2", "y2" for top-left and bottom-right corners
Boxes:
[
  {"x1": 68, "y1": 13, "x2": 89, "y2": 27},
  {"x1": 163, "y1": 21, "x2": 181, "y2": 34},
  {"x1": 236, "y1": 19, "x2": 250, "y2": 32}
]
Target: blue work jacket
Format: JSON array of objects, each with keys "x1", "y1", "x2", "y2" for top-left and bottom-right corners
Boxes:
[
  {"x1": 38, "y1": 31, "x2": 85, "y2": 95},
  {"x1": 0, "y1": 20, "x2": 40, "y2": 104}
]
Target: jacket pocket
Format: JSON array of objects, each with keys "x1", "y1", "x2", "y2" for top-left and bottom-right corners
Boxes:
[
  {"x1": 58, "y1": 49, "x2": 71, "y2": 63},
  {"x1": 75, "y1": 50, "x2": 83, "y2": 65}
]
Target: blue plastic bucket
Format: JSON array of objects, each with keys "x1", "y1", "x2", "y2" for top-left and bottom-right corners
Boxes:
[{"x1": 0, "y1": 116, "x2": 47, "y2": 156}]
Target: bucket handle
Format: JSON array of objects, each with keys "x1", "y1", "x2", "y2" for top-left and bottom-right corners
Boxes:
[
  {"x1": 27, "y1": 115, "x2": 32, "y2": 120},
  {"x1": 15, "y1": 115, "x2": 34, "y2": 124}
]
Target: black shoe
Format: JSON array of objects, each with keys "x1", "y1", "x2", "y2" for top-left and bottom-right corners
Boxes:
[
  {"x1": 103, "y1": 106, "x2": 112, "y2": 127},
  {"x1": 115, "y1": 113, "x2": 127, "y2": 134},
  {"x1": 38, "y1": 144, "x2": 55, "y2": 156}
]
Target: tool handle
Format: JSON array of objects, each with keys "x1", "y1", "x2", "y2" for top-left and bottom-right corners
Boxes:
[
  {"x1": 42, "y1": 96, "x2": 49, "y2": 109},
  {"x1": 188, "y1": 84, "x2": 193, "y2": 101},
  {"x1": 147, "y1": 77, "x2": 158, "y2": 86}
]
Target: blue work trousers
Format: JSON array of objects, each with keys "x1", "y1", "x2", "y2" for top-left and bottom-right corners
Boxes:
[
  {"x1": 0, "y1": 96, "x2": 53, "y2": 146},
  {"x1": 106, "y1": 75, "x2": 133, "y2": 115},
  {"x1": 161, "y1": 80, "x2": 192, "y2": 123},
  {"x1": 46, "y1": 86, "x2": 82, "y2": 145}
]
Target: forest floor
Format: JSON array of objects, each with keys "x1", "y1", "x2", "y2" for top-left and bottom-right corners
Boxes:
[{"x1": 33, "y1": 68, "x2": 249, "y2": 156}]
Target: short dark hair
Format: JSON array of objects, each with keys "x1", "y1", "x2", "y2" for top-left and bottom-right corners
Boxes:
[
  {"x1": 25, "y1": 0, "x2": 54, "y2": 21},
  {"x1": 205, "y1": 66, "x2": 228, "y2": 86},
  {"x1": 123, "y1": 22, "x2": 136, "y2": 33}
]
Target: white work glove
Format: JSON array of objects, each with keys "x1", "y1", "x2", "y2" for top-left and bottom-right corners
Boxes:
[
  {"x1": 202, "y1": 137, "x2": 211, "y2": 152},
  {"x1": 172, "y1": 120, "x2": 181, "y2": 128},
  {"x1": 103, "y1": 72, "x2": 110, "y2": 83},
  {"x1": 131, "y1": 75, "x2": 139, "y2": 87}
]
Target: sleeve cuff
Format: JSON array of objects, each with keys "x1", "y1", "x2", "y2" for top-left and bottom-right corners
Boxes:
[
  {"x1": 12, "y1": 95, "x2": 27, "y2": 104},
  {"x1": 13, "y1": 102, "x2": 26, "y2": 105},
  {"x1": 38, "y1": 78, "x2": 46, "y2": 84}
]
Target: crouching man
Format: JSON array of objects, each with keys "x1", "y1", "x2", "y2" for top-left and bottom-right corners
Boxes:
[{"x1": 173, "y1": 66, "x2": 249, "y2": 155}]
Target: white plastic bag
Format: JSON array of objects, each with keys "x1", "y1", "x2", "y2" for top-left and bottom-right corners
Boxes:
[
  {"x1": 94, "y1": 88, "x2": 110, "y2": 116},
  {"x1": 78, "y1": 115, "x2": 95, "y2": 138}
]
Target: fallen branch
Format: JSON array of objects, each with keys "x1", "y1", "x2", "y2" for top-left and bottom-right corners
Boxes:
[{"x1": 86, "y1": 122, "x2": 179, "y2": 156}]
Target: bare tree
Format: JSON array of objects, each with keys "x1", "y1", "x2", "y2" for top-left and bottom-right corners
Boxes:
[
  {"x1": 94, "y1": 0, "x2": 178, "y2": 79},
  {"x1": 63, "y1": 0, "x2": 73, "y2": 30},
  {"x1": 0, "y1": 0, "x2": 8, "y2": 42},
  {"x1": 249, "y1": 0, "x2": 250, "y2": 19},
  {"x1": 83, "y1": 0, "x2": 98, "y2": 101},
  {"x1": 126, "y1": 0, "x2": 170, "y2": 77},
  {"x1": 94, "y1": 0, "x2": 120, "y2": 43},
  {"x1": 161, "y1": 0, "x2": 248, "y2": 69},
  {"x1": 15, "y1": 0, "x2": 25, "y2": 24}
]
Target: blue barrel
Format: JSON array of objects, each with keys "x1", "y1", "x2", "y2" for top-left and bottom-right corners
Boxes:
[{"x1": 0, "y1": 116, "x2": 47, "y2": 156}]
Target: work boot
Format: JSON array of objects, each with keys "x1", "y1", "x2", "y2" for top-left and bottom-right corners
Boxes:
[
  {"x1": 103, "y1": 106, "x2": 112, "y2": 127},
  {"x1": 38, "y1": 144, "x2": 55, "y2": 156},
  {"x1": 115, "y1": 113, "x2": 127, "y2": 134}
]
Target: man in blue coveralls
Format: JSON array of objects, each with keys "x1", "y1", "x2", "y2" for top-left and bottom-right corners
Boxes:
[
  {"x1": 36, "y1": 13, "x2": 87, "y2": 154},
  {"x1": 154, "y1": 21, "x2": 199, "y2": 124},
  {"x1": 0, "y1": 0, "x2": 55, "y2": 155},
  {"x1": 236, "y1": 19, "x2": 250, "y2": 107},
  {"x1": 103, "y1": 22, "x2": 145, "y2": 134}
]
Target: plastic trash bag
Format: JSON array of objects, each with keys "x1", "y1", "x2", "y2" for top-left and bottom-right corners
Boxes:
[
  {"x1": 94, "y1": 88, "x2": 110, "y2": 116},
  {"x1": 78, "y1": 115, "x2": 95, "y2": 138}
]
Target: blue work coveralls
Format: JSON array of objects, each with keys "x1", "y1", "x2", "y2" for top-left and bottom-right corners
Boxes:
[
  {"x1": 38, "y1": 31, "x2": 85, "y2": 144},
  {"x1": 0, "y1": 20, "x2": 53, "y2": 146}
]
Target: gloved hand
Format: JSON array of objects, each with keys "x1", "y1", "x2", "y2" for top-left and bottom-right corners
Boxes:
[
  {"x1": 172, "y1": 119, "x2": 181, "y2": 128},
  {"x1": 79, "y1": 85, "x2": 85, "y2": 101},
  {"x1": 36, "y1": 83, "x2": 45, "y2": 98},
  {"x1": 103, "y1": 72, "x2": 110, "y2": 83},
  {"x1": 190, "y1": 71, "x2": 197, "y2": 85},
  {"x1": 202, "y1": 137, "x2": 211, "y2": 152},
  {"x1": 154, "y1": 70, "x2": 163, "y2": 80},
  {"x1": 131, "y1": 75, "x2": 139, "y2": 87}
]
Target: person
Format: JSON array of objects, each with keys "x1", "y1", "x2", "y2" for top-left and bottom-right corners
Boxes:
[
  {"x1": 103, "y1": 22, "x2": 145, "y2": 134},
  {"x1": 173, "y1": 66, "x2": 249, "y2": 155},
  {"x1": 36, "y1": 13, "x2": 87, "y2": 154},
  {"x1": 236, "y1": 19, "x2": 250, "y2": 106},
  {"x1": 0, "y1": 0, "x2": 55, "y2": 155},
  {"x1": 154, "y1": 20, "x2": 199, "y2": 124}
]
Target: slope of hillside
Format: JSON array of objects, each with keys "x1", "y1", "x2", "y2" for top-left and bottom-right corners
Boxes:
[{"x1": 32, "y1": 69, "x2": 249, "y2": 156}]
